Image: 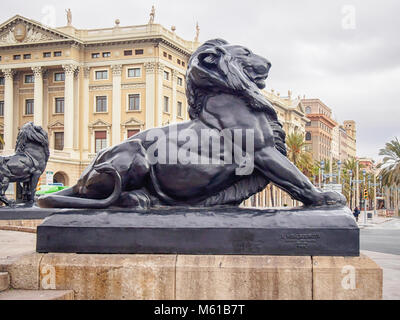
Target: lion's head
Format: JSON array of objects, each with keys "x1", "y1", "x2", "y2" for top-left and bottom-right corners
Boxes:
[
  {"x1": 186, "y1": 39, "x2": 276, "y2": 120},
  {"x1": 186, "y1": 39, "x2": 287, "y2": 156},
  {"x1": 15, "y1": 122, "x2": 50, "y2": 161}
]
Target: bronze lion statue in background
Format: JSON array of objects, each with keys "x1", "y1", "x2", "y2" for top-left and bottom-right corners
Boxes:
[
  {"x1": 38, "y1": 39, "x2": 346, "y2": 209},
  {"x1": 0, "y1": 122, "x2": 49, "y2": 207}
]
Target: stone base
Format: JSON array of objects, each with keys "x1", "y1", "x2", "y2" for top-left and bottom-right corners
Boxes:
[
  {"x1": 36, "y1": 206, "x2": 359, "y2": 256},
  {"x1": 0, "y1": 252, "x2": 382, "y2": 300}
]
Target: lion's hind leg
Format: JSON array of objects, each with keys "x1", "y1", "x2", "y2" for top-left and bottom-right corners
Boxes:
[{"x1": 117, "y1": 188, "x2": 160, "y2": 209}]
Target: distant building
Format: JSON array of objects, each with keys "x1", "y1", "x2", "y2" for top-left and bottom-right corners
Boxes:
[
  {"x1": 0, "y1": 14, "x2": 198, "y2": 193},
  {"x1": 343, "y1": 120, "x2": 357, "y2": 159},
  {"x1": 301, "y1": 98, "x2": 337, "y2": 162}
]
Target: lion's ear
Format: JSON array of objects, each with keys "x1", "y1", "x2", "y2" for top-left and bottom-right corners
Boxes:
[{"x1": 198, "y1": 47, "x2": 222, "y2": 68}]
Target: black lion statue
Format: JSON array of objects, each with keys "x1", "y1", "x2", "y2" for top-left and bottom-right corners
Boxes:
[
  {"x1": 38, "y1": 39, "x2": 346, "y2": 209},
  {"x1": 0, "y1": 122, "x2": 49, "y2": 207}
]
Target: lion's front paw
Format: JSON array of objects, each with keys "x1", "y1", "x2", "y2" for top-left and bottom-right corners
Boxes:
[{"x1": 314, "y1": 191, "x2": 347, "y2": 207}]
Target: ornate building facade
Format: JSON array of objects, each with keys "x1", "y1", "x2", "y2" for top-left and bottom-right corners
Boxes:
[{"x1": 0, "y1": 14, "x2": 198, "y2": 193}]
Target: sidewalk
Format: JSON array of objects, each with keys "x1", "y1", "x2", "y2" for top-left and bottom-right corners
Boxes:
[
  {"x1": 357, "y1": 211, "x2": 394, "y2": 228},
  {"x1": 362, "y1": 250, "x2": 400, "y2": 300}
]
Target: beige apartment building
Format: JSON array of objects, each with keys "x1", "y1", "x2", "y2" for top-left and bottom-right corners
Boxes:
[
  {"x1": 343, "y1": 120, "x2": 357, "y2": 159},
  {"x1": 0, "y1": 14, "x2": 198, "y2": 191},
  {"x1": 302, "y1": 98, "x2": 337, "y2": 162}
]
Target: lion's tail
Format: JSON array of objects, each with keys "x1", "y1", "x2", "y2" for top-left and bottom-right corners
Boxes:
[{"x1": 37, "y1": 163, "x2": 122, "y2": 209}]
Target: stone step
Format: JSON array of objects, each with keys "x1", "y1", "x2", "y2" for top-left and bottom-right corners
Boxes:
[
  {"x1": 0, "y1": 289, "x2": 74, "y2": 300},
  {"x1": 0, "y1": 272, "x2": 10, "y2": 292}
]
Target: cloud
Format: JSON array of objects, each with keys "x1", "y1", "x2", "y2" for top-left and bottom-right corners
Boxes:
[{"x1": 1, "y1": 0, "x2": 399, "y2": 160}]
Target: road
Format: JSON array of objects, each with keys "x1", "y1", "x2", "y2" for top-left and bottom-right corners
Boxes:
[
  {"x1": 360, "y1": 218, "x2": 400, "y2": 255},
  {"x1": 359, "y1": 217, "x2": 400, "y2": 299}
]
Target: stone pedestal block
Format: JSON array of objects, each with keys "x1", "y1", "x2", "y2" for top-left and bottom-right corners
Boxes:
[
  {"x1": 39, "y1": 254, "x2": 176, "y2": 300},
  {"x1": 0, "y1": 252, "x2": 382, "y2": 300},
  {"x1": 313, "y1": 254, "x2": 383, "y2": 300},
  {"x1": 176, "y1": 255, "x2": 312, "y2": 300}
]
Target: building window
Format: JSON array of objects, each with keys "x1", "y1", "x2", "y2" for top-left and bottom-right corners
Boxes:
[
  {"x1": 102, "y1": 52, "x2": 111, "y2": 58},
  {"x1": 0, "y1": 77, "x2": 4, "y2": 85},
  {"x1": 25, "y1": 99, "x2": 34, "y2": 115},
  {"x1": 54, "y1": 51, "x2": 62, "y2": 57},
  {"x1": 92, "y1": 53, "x2": 100, "y2": 58},
  {"x1": 95, "y1": 70, "x2": 108, "y2": 80},
  {"x1": 164, "y1": 71, "x2": 169, "y2": 80},
  {"x1": 127, "y1": 68, "x2": 141, "y2": 78},
  {"x1": 168, "y1": 54, "x2": 172, "y2": 60},
  {"x1": 96, "y1": 96, "x2": 107, "y2": 112},
  {"x1": 306, "y1": 121, "x2": 311, "y2": 126},
  {"x1": 182, "y1": 61, "x2": 185, "y2": 67},
  {"x1": 127, "y1": 129, "x2": 139, "y2": 138},
  {"x1": 163, "y1": 52, "x2": 167, "y2": 58},
  {"x1": 55, "y1": 98, "x2": 64, "y2": 114},
  {"x1": 305, "y1": 132, "x2": 312, "y2": 141},
  {"x1": 305, "y1": 106, "x2": 311, "y2": 114},
  {"x1": 177, "y1": 59, "x2": 181, "y2": 65},
  {"x1": 43, "y1": 52, "x2": 51, "y2": 58},
  {"x1": 25, "y1": 74, "x2": 34, "y2": 84},
  {"x1": 0, "y1": 101, "x2": 4, "y2": 116},
  {"x1": 95, "y1": 131, "x2": 107, "y2": 153},
  {"x1": 124, "y1": 50, "x2": 133, "y2": 56},
  {"x1": 54, "y1": 132, "x2": 64, "y2": 150},
  {"x1": 135, "y1": 49, "x2": 144, "y2": 55},
  {"x1": 54, "y1": 72, "x2": 65, "y2": 82},
  {"x1": 177, "y1": 77, "x2": 183, "y2": 86},
  {"x1": 128, "y1": 94, "x2": 140, "y2": 111},
  {"x1": 177, "y1": 101, "x2": 182, "y2": 117},
  {"x1": 23, "y1": 54, "x2": 31, "y2": 60},
  {"x1": 13, "y1": 55, "x2": 21, "y2": 60},
  {"x1": 163, "y1": 96, "x2": 169, "y2": 113}
]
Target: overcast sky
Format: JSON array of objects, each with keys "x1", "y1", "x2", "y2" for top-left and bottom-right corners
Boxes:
[{"x1": 2, "y1": 0, "x2": 399, "y2": 161}]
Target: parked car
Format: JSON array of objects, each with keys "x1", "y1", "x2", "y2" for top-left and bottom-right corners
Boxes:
[{"x1": 35, "y1": 183, "x2": 69, "y2": 196}]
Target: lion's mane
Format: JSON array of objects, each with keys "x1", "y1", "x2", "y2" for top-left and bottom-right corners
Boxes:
[
  {"x1": 186, "y1": 38, "x2": 287, "y2": 156},
  {"x1": 15, "y1": 122, "x2": 50, "y2": 162}
]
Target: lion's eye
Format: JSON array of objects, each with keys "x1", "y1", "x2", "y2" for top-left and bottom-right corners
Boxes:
[{"x1": 243, "y1": 49, "x2": 251, "y2": 56}]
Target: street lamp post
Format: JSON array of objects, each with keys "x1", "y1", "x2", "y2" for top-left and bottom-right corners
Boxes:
[
  {"x1": 337, "y1": 160, "x2": 342, "y2": 185},
  {"x1": 363, "y1": 169, "x2": 367, "y2": 224},
  {"x1": 320, "y1": 160, "x2": 325, "y2": 189},
  {"x1": 349, "y1": 169, "x2": 353, "y2": 209},
  {"x1": 356, "y1": 160, "x2": 360, "y2": 208}
]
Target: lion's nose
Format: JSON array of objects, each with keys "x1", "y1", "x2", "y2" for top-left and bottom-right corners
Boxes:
[{"x1": 254, "y1": 64, "x2": 269, "y2": 76}]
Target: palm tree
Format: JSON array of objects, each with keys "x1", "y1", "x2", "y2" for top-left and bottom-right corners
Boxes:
[
  {"x1": 286, "y1": 132, "x2": 313, "y2": 178},
  {"x1": 378, "y1": 137, "x2": 400, "y2": 215}
]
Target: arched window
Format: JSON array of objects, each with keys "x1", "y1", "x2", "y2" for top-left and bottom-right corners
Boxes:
[
  {"x1": 305, "y1": 132, "x2": 312, "y2": 141},
  {"x1": 305, "y1": 106, "x2": 311, "y2": 114}
]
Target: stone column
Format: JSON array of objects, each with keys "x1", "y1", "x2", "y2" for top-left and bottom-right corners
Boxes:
[
  {"x1": 111, "y1": 64, "x2": 122, "y2": 145},
  {"x1": 73, "y1": 68, "x2": 80, "y2": 150},
  {"x1": 155, "y1": 62, "x2": 165, "y2": 127},
  {"x1": 42, "y1": 70, "x2": 49, "y2": 130},
  {"x1": 62, "y1": 64, "x2": 77, "y2": 152},
  {"x1": 171, "y1": 69, "x2": 178, "y2": 122},
  {"x1": 32, "y1": 66, "x2": 44, "y2": 127},
  {"x1": 82, "y1": 67, "x2": 90, "y2": 156},
  {"x1": 144, "y1": 62, "x2": 156, "y2": 129},
  {"x1": 2, "y1": 69, "x2": 15, "y2": 154}
]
